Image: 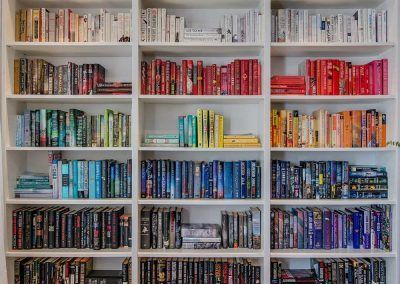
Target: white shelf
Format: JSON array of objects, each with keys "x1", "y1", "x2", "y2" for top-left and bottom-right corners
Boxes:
[
  {"x1": 7, "y1": 95, "x2": 133, "y2": 104},
  {"x1": 140, "y1": 42, "x2": 264, "y2": 56},
  {"x1": 6, "y1": 198, "x2": 132, "y2": 205},
  {"x1": 138, "y1": 199, "x2": 264, "y2": 206},
  {"x1": 7, "y1": 42, "x2": 132, "y2": 57},
  {"x1": 271, "y1": 42, "x2": 395, "y2": 57},
  {"x1": 270, "y1": 199, "x2": 397, "y2": 206},
  {"x1": 18, "y1": 0, "x2": 131, "y2": 8},
  {"x1": 138, "y1": 248, "x2": 264, "y2": 258},
  {"x1": 271, "y1": 0, "x2": 387, "y2": 9},
  {"x1": 271, "y1": 95, "x2": 397, "y2": 104},
  {"x1": 6, "y1": 146, "x2": 132, "y2": 151},
  {"x1": 141, "y1": 0, "x2": 261, "y2": 9},
  {"x1": 271, "y1": 249, "x2": 396, "y2": 258},
  {"x1": 139, "y1": 146, "x2": 264, "y2": 152},
  {"x1": 139, "y1": 95, "x2": 264, "y2": 104},
  {"x1": 6, "y1": 248, "x2": 132, "y2": 258},
  {"x1": 271, "y1": 147, "x2": 395, "y2": 152}
]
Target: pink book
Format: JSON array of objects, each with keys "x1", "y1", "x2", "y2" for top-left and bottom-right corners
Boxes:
[
  {"x1": 221, "y1": 66, "x2": 228, "y2": 95},
  {"x1": 382, "y1": 59, "x2": 388, "y2": 95}
]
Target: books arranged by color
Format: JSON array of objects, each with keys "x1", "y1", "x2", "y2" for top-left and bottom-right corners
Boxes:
[
  {"x1": 15, "y1": 108, "x2": 131, "y2": 147},
  {"x1": 223, "y1": 134, "x2": 262, "y2": 148},
  {"x1": 141, "y1": 258, "x2": 261, "y2": 283},
  {"x1": 271, "y1": 258, "x2": 386, "y2": 284},
  {"x1": 142, "y1": 133, "x2": 179, "y2": 147},
  {"x1": 271, "y1": 160, "x2": 388, "y2": 200},
  {"x1": 141, "y1": 59, "x2": 262, "y2": 96},
  {"x1": 182, "y1": 224, "x2": 221, "y2": 249},
  {"x1": 140, "y1": 9, "x2": 262, "y2": 43},
  {"x1": 14, "y1": 59, "x2": 107, "y2": 95},
  {"x1": 271, "y1": 9, "x2": 388, "y2": 43},
  {"x1": 12, "y1": 207, "x2": 132, "y2": 250},
  {"x1": 178, "y1": 109, "x2": 224, "y2": 148},
  {"x1": 300, "y1": 59, "x2": 388, "y2": 96},
  {"x1": 14, "y1": 173, "x2": 53, "y2": 198},
  {"x1": 140, "y1": 159, "x2": 261, "y2": 199},
  {"x1": 271, "y1": 76, "x2": 306, "y2": 95},
  {"x1": 221, "y1": 208, "x2": 262, "y2": 249},
  {"x1": 270, "y1": 205, "x2": 392, "y2": 251},
  {"x1": 270, "y1": 108, "x2": 387, "y2": 148},
  {"x1": 15, "y1": 9, "x2": 132, "y2": 42},
  {"x1": 48, "y1": 158, "x2": 132, "y2": 199},
  {"x1": 95, "y1": 82, "x2": 132, "y2": 95},
  {"x1": 15, "y1": 257, "x2": 132, "y2": 284}
]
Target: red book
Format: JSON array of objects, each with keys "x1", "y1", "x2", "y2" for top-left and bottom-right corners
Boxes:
[
  {"x1": 347, "y1": 63, "x2": 352, "y2": 95},
  {"x1": 150, "y1": 60, "x2": 156, "y2": 94},
  {"x1": 271, "y1": 84, "x2": 306, "y2": 89},
  {"x1": 310, "y1": 60, "x2": 316, "y2": 95},
  {"x1": 221, "y1": 66, "x2": 228, "y2": 95},
  {"x1": 155, "y1": 59, "x2": 161, "y2": 95},
  {"x1": 252, "y1": 60, "x2": 258, "y2": 95},
  {"x1": 351, "y1": 65, "x2": 356, "y2": 95},
  {"x1": 82, "y1": 64, "x2": 89, "y2": 95},
  {"x1": 316, "y1": 60, "x2": 321, "y2": 95},
  {"x1": 327, "y1": 60, "x2": 333, "y2": 95},
  {"x1": 339, "y1": 60, "x2": 345, "y2": 96},
  {"x1": 240, "y1": 60, "x2": 249, "y2": 95},
  {"x1": 182, "y1": 60, "x2": 187, "y2": 95},
  {"x1": 216, "y1": 66, "x2": 221, "y2": 96},
  {"x1": 161, "y1": 61, "x2": 166, "y2": 95},
  {"x1": 187, "y1": 60, "x2": 193, "y2": 95},
  {"x1": 197, "y1": 61, "x2": 203, "y2": 95},
  {"x1": 382, "y1": 59, "x2": 388, "y2": 95},
  {"x1": 359, "y1": 65, "x2": 365, "y2": 95},
  {"x1": 171, "y1": 62, "x2": 176, "y2": 95},
  {"x1": 230, "y1": 61, "x2": 235, "y2": 95},
  {"x1": 364, "y1": 63, "x2": 370, "y2": 95},
  {"x1": 248, "y1": 60, "x2": 253, "y2": 95},
  {"x1": 211, "y1": 64, "x2": 217, "y2": 95},
  {"x1": 206, "y1": 66, "x2": 212, "y2": 95},
  {"x1": 234, "y1": 60, "x2": 241, "y2": 95},
  {"x1": 305, "y1": 59, "x2": 311, "y2": 95},
  {"x1": 227, "y1": 64, "x2": 231, "y2": 95},
  {"x1": 193, "y1": 65, "x2": 198, "y2": 95},
  {"x1": 203, "y1": 67, "x2": 207, "y2": 95},
  {"x1": 321, "y1": 60, "x2": 327, "y2": 95},
  {"x1": 176, "y1": 65, "x2": 181, "y2": 95},
  {"x1": 344, "y1": 62, "x2": 349, "y2": 95},
  {"x1": 373, "y1": 60, "x2": 383, "y2": 95},
  {"x1": 368, "y1": 62, "x2": 374, "y2": 95},
  {"x1": 355, "y1": 65, "x2": 360, "y2": 95},
  {"x1": 141, "y1": 62, "x2": 147, "y2": 94},
  {"x1": 271, "y1": 89, "x2": 306, "y2": 94},
  {"x1": 165, "y1": 61, "x2": 171, "y2": 95},
  {"x1": 332, "y1": 60, "x2": 339, "y2": 95},
  {"x1": 257, "y1": 62, "x2": 261, "y2": 95}
]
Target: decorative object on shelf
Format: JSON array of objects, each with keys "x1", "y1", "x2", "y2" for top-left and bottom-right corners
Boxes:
[
  {"x1": 15, "y1": 9, "x2": 131, "y2": 42},
  {"x1": 271, "y1": 108, "x2": 386, "y2": 148},
  {"x1": 140, "y1": 8, "x2": 262, "y2": 43},
  {"x1": 141, "y1": 59, "x2": 261, "y2": 96},
  {"x1": 272, "y1": 9, "x2": 388, "y2": 43},
  {"x1": 140, "y1": 159, "x2": 261, "y2": 199}
]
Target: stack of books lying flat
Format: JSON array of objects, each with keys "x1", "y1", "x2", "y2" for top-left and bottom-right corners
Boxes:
[
  {"x1": 181, "y1": 224, "x2": 221, "y2": 249},
  {"x1": 14, "y1": 173, "x2": 52, "y2": 198},
  {"x1": 142, "y1": 134, "x2": 179, "y2": 147},
  {"x1": 223, "y1": 134, "x2": 261, "y2": 148},
  {"x1": 94, "y1": 82, "x2": 132, "y2": 95},
  {"x1": 271, "y1": 76, "x2": 306, "y2": 95}
]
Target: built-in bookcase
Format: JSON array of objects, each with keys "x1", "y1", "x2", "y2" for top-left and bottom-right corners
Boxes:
[{"x1": 0, "y1": 0, "x2": 399, "y2": 283}]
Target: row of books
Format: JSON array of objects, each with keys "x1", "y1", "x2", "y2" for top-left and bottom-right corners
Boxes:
[
  {"x1": 46, "y1": 158, "x2": 133, "y2": 199},
  {"x1": 140, "y1": 9, "x2": 262, "y2": 43},
  {"x1": 140, "y1": 258, "x2": 261, "y2": 283},
  {"x1": 271, "y1": 75, "x2": 306, "y2": 95},
  {"x1": 270, "y1": 109, "x2": 387, "y2": 148},
  {"x1": 15, "y1": 9, "x2": 131, "y2": 42},
  {"x1": 12, "y1": 207, "x2": 132, "y2": 250},
  {"x1": 271, "y1": 161, "x2": 388, "y2": 200},
  {"x1": 270, "y1": 205, "x2": 391, "y2": 251},
  {"x1": 300, "y1": 59, "x2": 389, "y2": 96},
  {"x1": 14, "y1": 59, "x2": 106, "y2": 95},
  {"x1": 272, "y1": 9, "x2": 388, "y2": 43},
  {"x1": 15, "y1": 257, "x2": 132, "y2": 284},
  {"x1": 140, "y1": 159, "x2": 262, "y2": 199},
  {"x1": 16, "y1": 109, "x2": 131, "y2": 147},
  {"x1": 271, "y1": 258, "x2": 386, "y2": 283},
  {"x1": 140, "y1": 59, "x2": 262, "y2": 96}
]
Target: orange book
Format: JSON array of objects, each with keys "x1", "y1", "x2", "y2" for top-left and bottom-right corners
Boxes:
[
  {"x1": 351, "y1": 110, "x2": 361, "y2": 147},
  {"x1": 366, "y1": 111, "x2": 372, "y2": 147},
  {"x1": 381, "y1": 113, "x2": 387, "y2": 147},
  {"x1": 361, "y1": 110, "x2": 367, "y2": 147},
  {"x1": 293, "y1": 111, "x2": 299, "y2": 147},
  {"x1": 287, "y1": 111, "x2": 293, "y2": 147},
  {"x1": 340, "y1": 111, "x2": 352, "y2": 148}
]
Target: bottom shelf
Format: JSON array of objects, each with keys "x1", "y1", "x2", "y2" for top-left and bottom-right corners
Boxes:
[{"x1": 271, "y1": 248, "x2": 396, "y2": 258}]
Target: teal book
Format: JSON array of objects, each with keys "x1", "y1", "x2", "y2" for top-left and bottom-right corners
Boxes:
[
  {"x1": 61, "y1": 160, "x2": 69, "y2": 198},
  {"x1": 110, "y1": 162, "x2": 116, "y2": 198},
  {"x1": 51, "y1": 110, "x2": 59, "y2": 146},
  {"x1": 184, "y1": 115, "x2": 189, "y2": 146},
  {"x1": 58, "y1": 111, "x2": 66, "y2": 147},
  {"x1": 89, "y1": 161, "x2": 96, "y2": 199},
  {"x1": 192, "y1": 115, "x2": 197, "y2": 147},
  {"x1": 77, "y1": 161, "x2": 83, "y2": 198},
  {"x1": 178, "y1": 116, "x2": 185, "y2": 147},
  {"x1": 72, "y1": 160, "x2": 78, "y2": 199},
  {"x1": 95, "y1": 160, "x2": 102, "y2": 198},
  {"x1": 188, "y1": 115, "x2": 193, "y2": 147}
]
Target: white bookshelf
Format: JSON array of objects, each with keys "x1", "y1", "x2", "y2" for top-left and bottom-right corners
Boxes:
[{"x1": 0, "y1": 0, "x2": 398, "y2": 283}]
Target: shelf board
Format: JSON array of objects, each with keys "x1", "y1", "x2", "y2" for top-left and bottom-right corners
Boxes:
[
  {"x1": 6, "y1": 248, "x2": 132, "y2": 258},
  {"x1": 270, "y1": 147, "x2": 395, "y2": 152},
  {"x1": 139, "y1": 95, "x2": 264, "y2": 104},
  {"x1": 141, "y1": 0, "x2": 261, "y2": 10},
  {"x1": 271, "y1": 0, "x2": 387, "y2": 9},
  {"x1": 7, "y1": 42, "x2": 132, "y2": 57},
  {"x1": 139, "y1": 147, "x2": 264, "y2": 152},
  {"x1": 7, "y1": 94, "x2": 132, "y2": 104},
  {"x1": 270, "y1": 199, "x2": 396, "y2": 206},
  {"x1": 140, "y1": 42, "x2": 263, "y2": 57},
  {"x1": 138, "y1": 248, "x2": 264, "y2": 258},
  {"x1": 6, "y1": 146, "x2": 132, "y2": 151},
  {"x1": 271, "y1": 42, "x2": 395, "y2": 57},
  {"x1": 138, "y1": 199, "x2": 264, "y2": 206},
  {"x1": 271, "y1": 249, "x2": 396, "y2": 258},
  {"x1": 6, "y1": 198, "x2": 132, "y2": 205},
  {"x1": 18, "y1": 0, "x2": 131, "y2": 8},
  {"x1": 271, "y1": 95, "x2": 396, "y2": 104}
]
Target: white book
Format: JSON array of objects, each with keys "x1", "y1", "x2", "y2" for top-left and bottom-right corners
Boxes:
[
  {"x1": 124, "y1": 12, "x2": 131, "y2": 41},
  {"x1": 64, "y1": 9, "x2": 69, "y2": 42},
  {"x1": 311, "y1": 15, "x2": 316, "y2": 42},
  {"x1": 111, "y1": 15, "x2": 118, "y2": 42},
  {"x1": 271, "y1": 14, "x2": 276, "y2": 42},
  {"x1": 118, "y1": 12, "x2": 125, "y2": 42},
  {"x1": 316, "y1": 14, "x2": 321, "y2": 42},
  {"x1": 170, "y1": 15, "x2": 176, "y2": 42},
  {"x1": 250, "y1": 10, "x2": 254, "y2": 42},
  {"x1": 179, "y1": 16, "x2": 184, "y2": 42},
  {"x1": 146, "y1": 8, "x2": 151, "y2": 42},
  {"x1": 140, "y1": 9, "x2": 147, "y2": 42},
  {"x1": 382, "y1": 10, "x2": 387, "y2": 42},
  {"x1": 83, "y1": 14, "x2": 88, "y2": 42},
  {"x1": 150, "y1": 8, "x2": 157, "y2": 42},
  {"x1": 100, "y1": 8, "x2": 106, "y2": 42},
  {"x1": 299, "y1": 10, "x2": 304, "y2": 42},
  {"x1": 49, "y1": 12, "x2": 56, "y2": 42},
  {"x1": 377, "y1": 12, "x2": 382, "y2": 42},
  {"x1": 175, "y1": 17, "x2": 181, "y2": 42},
  {"x1": 161, "y1": 8, "x2": 167, "y2": 42},
  {"x1": 303, "y1": 10, "x2": 308, "y2": 42},
  {"x1": 277, "y1": 9, "x2": 286, "y2": 42},
  {"x1": 290, "y1": 9, "x2": 295, "y2": 42},
  {"x1": 226, "y1": 15, "x2": 232, "y2": 42},
  {"x1": 157, "y1": 8, "x2": 162, "y2": 42},
  {"x1": 78, "y1": 16, "x2": 84, "y2": 42},
  {"x1": 337, "y1": 14, "x2": 343, "y2": 42},
  {"x1": 87, "y1": 13, "x2": 92, "y2": 42},
  {"x1": 166, "y1": 15, "x2": 170, "y2": 42},
  {"x1": 105, "y1": 12, "x2": 111, "y2": 42},
  {"x1": 362, "y1": 9, "x2": 367, "y2": 42},
  {"x1": 345, "y1": 15, "x2": 351, "y2": 42},
  {"x1": 371, "y1": 9, "x2": 376, "y2": 42}
]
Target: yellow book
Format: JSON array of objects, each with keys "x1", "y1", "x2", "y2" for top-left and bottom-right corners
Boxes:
[
  {"x1": 223, "y1": 138, "x2": 260, "y2": 144},
  {"x1": 32, "y1": 8, "x2": 40, "y2": 42},
  {"x1": 197, "y1": 109, "x2": 203, "y2": 148},
  {"x1": 279, "y1": 110, "x2": 287, "y2": 147},
  {"x1": 15, "y1": 12, "x2": 21, "y2": 41},
  {"x1": 224, "y1": 135, "x2": 258, "y2": 139},
  {"x1": 209, "y1": 110, "x2": 215, "y2": 148},
  {"x1": 218, "y1": 115, "x2": 224, "y2": 148},
  {"x1": 223, "y1": 143, "x2": 261, "y2": 148},
  {"x1": 293, "y1": 112, "x2": 299, "y2": 148},
  {"x1": 214, "y1": 115, "x2": 220, "y2": 147},
  {"x1": 271, "y1": 109, "x2": 278, "y2": 147},
  {"x1": 202, "y1": 109, "x2": 209, "y2": 148},
  {"x1": 14, "y1": 59, "x2": 20, "y2": 94},
  {"x1": 26, "y1": 9, "x2": 33, "y2": 42}
]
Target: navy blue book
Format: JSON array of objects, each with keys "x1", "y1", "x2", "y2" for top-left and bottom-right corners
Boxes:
[
  {"x1": 170, "y1": 161, "x2": 176, "y2": 199},
  {"x1": 233, "y1": 162, "x2": 241, "y2": 199},
  {"x1": 188, "y1": 161, "x2": 194, "y2": 198},
  {"x1": 175, "y1": 161, "x2": 182, "y2": 198},
  {"x1": 194, "y1": 162, "x2": 201, "y2": 198},
  {"x1": 223, "y1": 162, "x2": 233, "y2": 199},
  {"x1": 246, "y1": 161, "x2": 251, "y2": 197},
  {"x1": 200, "y1": 162, "x2": 207, "y2": 198},
  {"x1": 151, "y1": 160, "x2": 157, "y2": 198},
  {"x1": 240, "y1": 161, "x2": 247, "y2": 198},
  {"x1": 157, "y1": 160, "x2": 162, "y2": 198},
  {"x1": 182, "y1": 161, "x2": 188, "y2": 198},
  {"x1": 217, "y1": 161, "x2": 224, "y2": 199},
  {"x1": 204, "y1": 163, "x2": 210, "y2": 198},
  {"x1": 307, "y1": 209, "x2": 314, "y2": 249},
  {"x1": 166, "y1": 160, "x2": 171, "y2": 198},
  {"x1": 212, "y1": 161, "x2": 218, "y2": 199},
  {"x1": 161, "y1": 160, "x2": 167, "y2": 198}
]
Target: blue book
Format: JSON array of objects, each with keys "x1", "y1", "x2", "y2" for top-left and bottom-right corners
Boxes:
[
  {"x1": 194, "y1": 162, "x2": 201, "y2": 198},
  {"x1": 95, "y1": 161, "x2": 102, "y2": 198},
  {"x1": 115, "y1": 163, "x2": 120, "y2": 198},
  {"x1": 161, "y1": 160, "x2": 167, "y2": 198},
  {"x1": 323, "y1": 208, "x2": 331, "y2": 250},
  {"x1": 192, "y1": 115, "x2": 197, "y2": 147},
  {"x1": 72, "y1": 160, "x2": 79, "y2": 199},
  {"x1": 341, "y1": 210, "x2": 348, "y2": 248},
  {"x1": 166, "y1": 160, "x2": 171, "y2": 198},
  {"x1": 175, "y1": 161, "x2": 182, "y2": 198},
  {"x1": 232, "y1": 162, "x2": 241, "y2": 199},
  {"x1": 204, "y1": 163, "x2": 210, "y2": 198},
  {"x1": 141, "y1": 161, "x2": 146, "y2": 198},
  {"x1": 223, "y1": 162, "x2": 233, "y2": 199},
  {"x1": 313, "y1": 208, "x2": 322, "y2": 249},
  {"x1": 250, "y1": 161, "x2": 256, "y2": 198},
  {"x1": 207, "y1": 162, "x2": 213, "y2": 198},
  {"x1": 157, "y1": 160, "x2": 162, "y2": 198},
  {"x1": 295, "y1": 209, "x2": 304, "y2": 249},
  {"x1": 212, "y1": 161, "x2": 218, "y2": 198},
  {"x1": 145, "y1": 160, "x2": 153, "y2": 199},
  {"x1": 307, "y1": 209, "x2": 314, "y2": 249},
  {"x1": 256, "y1": 165, "x2": 261, "y2": 199},
  {"x1": 110, "y1": 162, "x2": 116, "y2": 198},
  {"x1": 88, "y1": 161, "x2": 96, "y2": 199},
  {"x1": 170, "y1": 161, "x2": 176, "y2": 199},
  {"x1": 178, "y1": 116, "x2": 185, "y2": 147},
  {"x1": 240, "y1": 161, "x2": 247, "y2": 198},
  {"x1": 342, "y1": 161, "x2": 349, "y2": 199},
  {"x1": 346, "y1": 208, "x2": 361, "y2": 249},
  {"x1": 182, "y1": 161, "x2": 188, "y2": 198},
  {"x1": 188, "y1": 161, "x2": 194, "y2": 198},
  {"x1": 61, "y1": 161, "x2": 69, "y2": 198},
  {"x1": 217, "y1": 161, "x2": 224, "y2": 198},
  {"x1": 69, "y1": 161, "x2": 74, "y2": 198},
  {"x1": 246, "y1": 161, "x2": 251, "y2": 197}
]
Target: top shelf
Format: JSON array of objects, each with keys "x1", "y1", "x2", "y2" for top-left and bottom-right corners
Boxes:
[
  {"x1": 271, "y1": 0, "x2": 388, "y2": 9},
  {"x1": 141, "y1": 0, "x2": 262, "y2": 9},
  {"x1": 16, "y1": 0, "x2": 131, "y2": 8}
]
